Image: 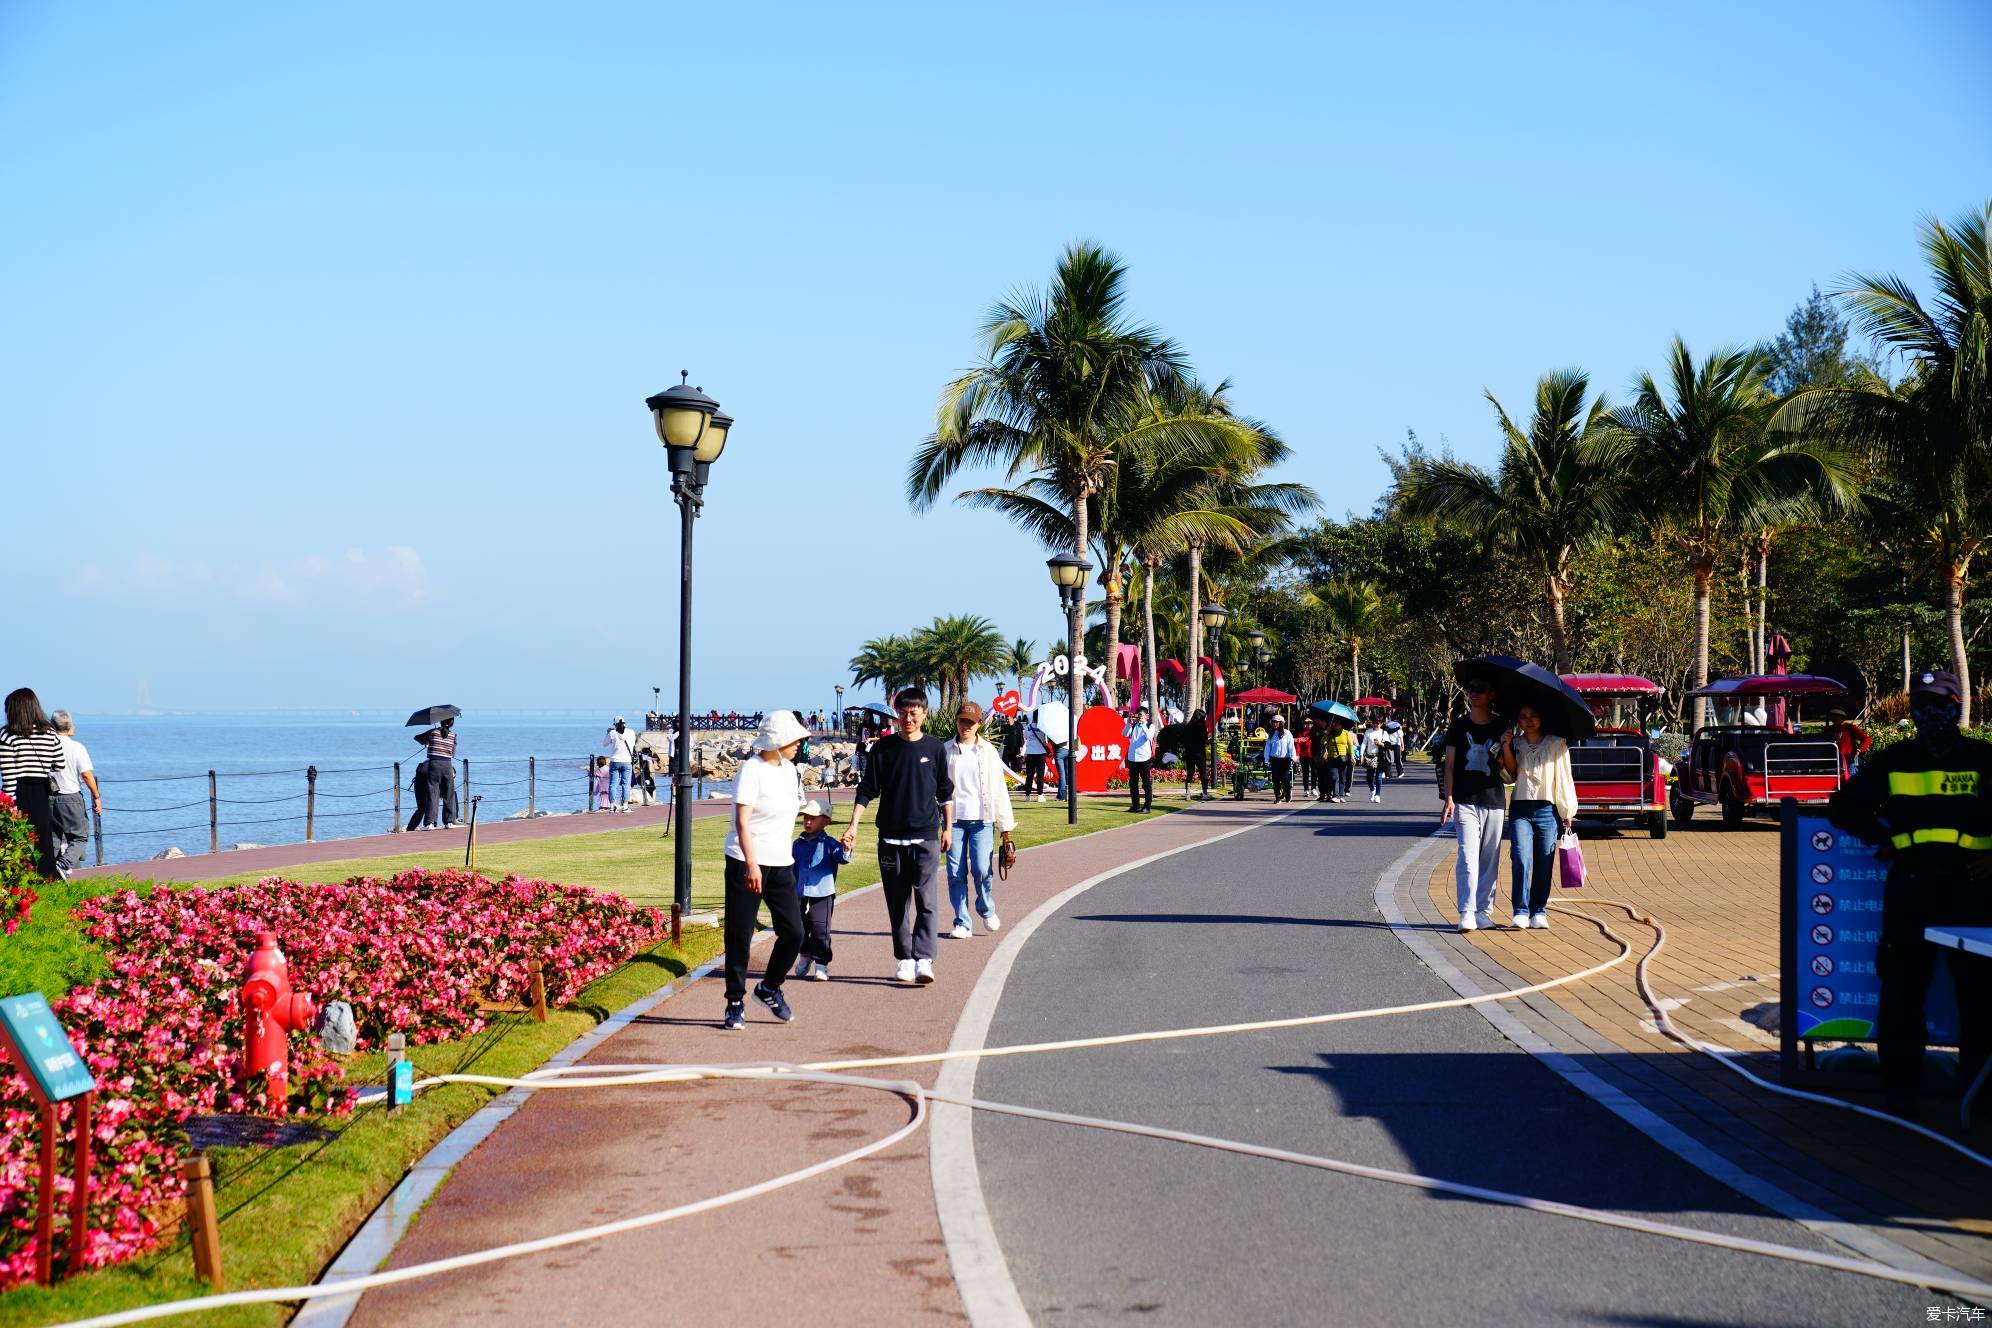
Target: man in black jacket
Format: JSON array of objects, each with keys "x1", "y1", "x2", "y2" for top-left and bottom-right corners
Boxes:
[
  {"x1": 1828, "y1": 668, "x2": 1992, "y2": 1117},
  {"x1": 844, "y1": 688, "x2": 955, "y2": 984}
]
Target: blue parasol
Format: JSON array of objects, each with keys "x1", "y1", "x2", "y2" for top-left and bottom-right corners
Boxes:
[{"x1": 1309, "y1": 700, "x2": 1359, "y2": 724}]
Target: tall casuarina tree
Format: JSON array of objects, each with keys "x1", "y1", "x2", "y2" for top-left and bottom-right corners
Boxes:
[
  {"x1": 1612, "y1": 339, "x2": 1856, "y2": 730},
  {"x1": 1394, "y1": 369, "x2": 1630, "y2": 672},
  {"x1": 909, "y1": 243, "x2": 1187, "y2": 708},
  {"x1": 1774, "y1": 201, "x2": 1992, "y2": 723}
]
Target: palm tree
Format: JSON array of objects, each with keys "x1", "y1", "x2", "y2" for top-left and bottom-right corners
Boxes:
[
  {"x1": 1612, "y1": 338, "x2": 1857, "y2": 730},
  {"x1": 1007, "y1": 637, "x2": 1037, "y2": 692},
  {"x1": 917, "y1": 614, "x2": 1009, "y2": 712},
  {"x1": 849, "y1": 635, "x2": 922, "y2": 697},
  {"x1": 1317, "y1": 579, "x2": 1393, "y2": 701},
  {"x1": 909, "y1": 243, "x2": 1190, "y2": 709},
  {"x1": 1773, "y1": 201, "x2": 1992, "y2": 723},
  {"x1": 1394, "y1": 369, "x2": 1630, "y2": 671}
]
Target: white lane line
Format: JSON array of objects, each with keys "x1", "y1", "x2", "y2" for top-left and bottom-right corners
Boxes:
[{"x1": 932, "y1": 806, "x2": 1305, "y2": 1328}]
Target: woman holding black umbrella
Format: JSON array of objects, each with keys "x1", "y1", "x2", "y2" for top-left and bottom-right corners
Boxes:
[{"x1": 1500, "y1": 703, "x2": 1578, "y2": 930}]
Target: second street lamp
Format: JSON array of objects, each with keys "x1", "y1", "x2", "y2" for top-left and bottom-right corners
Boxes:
[
  {"x1": 1200, "y1": 602, "x2": 1228, "y2": 801},
  {"x1": 647, "y1": 371, "x2": 730, "y2": 945},
  {"x1": 1047, "y1": 553, "x2": 1092, "y2": 825}
]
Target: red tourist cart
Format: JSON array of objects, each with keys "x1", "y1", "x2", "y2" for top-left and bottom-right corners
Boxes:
[
  {"x1": 1561, "y1": 673, "x2": 1669, "y2": 839},
  {"x1": 1669, "y1": 674, "x2": 1849, "y2": 829}
]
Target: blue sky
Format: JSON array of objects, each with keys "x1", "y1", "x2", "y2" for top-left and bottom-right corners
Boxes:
[{"x1": 5, "y1": 1, "x2": 1988, "y2": 715}]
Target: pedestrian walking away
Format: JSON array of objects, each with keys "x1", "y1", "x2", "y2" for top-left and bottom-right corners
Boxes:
[
  {"x1": 720, "y1": 710, "x2": 809, "y2": 1029},
  {"x1": 845, "y1": 687, "x2": 954, "y2": 985},
  {"x1": 1327, "y1": 720, "x2": 1356, "y2": 802},
  {"x1": 1441, "y1": 674, "x2": 1512, "y2": 930},
  {"x1": 1296, "y1": 719, "x2": 1315, "y2": 795},
  {"x1": 1499, "y1": 704, "x2": 1577, "y2": 929},
  {"x1": 1021, "y1": 711, "x2": 1049, "y2": 802},
  {"x1": 1360, "y1": 717, "x2": 1389, "y2": 802},
  {"x1": 412, "y1": 716, "x2": 461, "y2": 829},
  {"x1": 603, "y1": 716, "x2": 638, "y2": 811},
  {"x1": 1179, "y1": 708, "x2": 1213, "y2": 798},
  {"x1": 1122, "y1": 705, "x2": 1156, "y2": 812},
  {"x1": 1827, "y1": 668, "x2": 1992, "y2": 1118},
  {"x1": 944, "y1": 700, "x2": 1016, "y2": 938},
  {"x1": 48, "y1": 711, "x2": 100, "y2": 874},
  {"x1": 790, "y1": 798, "x2": 850, "y2": 980},
  {"x1": 1263, "y1": 713, "x2": 1296, "y2": 803},
  {"x1": 0, "y1": 688, "x2": 66, "y2": 879}
]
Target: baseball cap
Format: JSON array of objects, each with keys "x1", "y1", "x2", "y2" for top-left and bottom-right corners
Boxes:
[
  {"x1": 1910, "y1": 669, "x2": 1963, "y2": 702},
  {"x1": 800, "y1": 798, "x2": 833, "y2": 818}
]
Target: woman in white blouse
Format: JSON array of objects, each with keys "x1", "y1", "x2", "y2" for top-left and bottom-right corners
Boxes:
[{"x1": 1499, "y1": 704, "x2": 1579, "y2": 930}]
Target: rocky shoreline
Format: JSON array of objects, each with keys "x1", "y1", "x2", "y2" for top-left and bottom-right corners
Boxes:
[{"x1": 635, "y1": 730, "x2": 859, "y2": 789}]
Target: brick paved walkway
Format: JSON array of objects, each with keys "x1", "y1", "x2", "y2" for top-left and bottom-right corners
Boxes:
[{"x1": 1411, "y1": 818, "x2": 1992, "y2": 1282}]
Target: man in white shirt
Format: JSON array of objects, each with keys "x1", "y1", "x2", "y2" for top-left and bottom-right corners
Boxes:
[
  {"x1": 1122, "y1": 706, "x2": 1156, "y2": 812},
  {"x1": 1263, "y1": 714, "x2": 1297, "y2": 803},
  {"x1": 603, "y1": 717, "x2": 639, "y2": 812},
  {"x1": 1021, "y1": 714, "x2": 1050, "y2": 802},
  {"x1": 49, "y1": 711, "x2": 100, "y2": 874}
]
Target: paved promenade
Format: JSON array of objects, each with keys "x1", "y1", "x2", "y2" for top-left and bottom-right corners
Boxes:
[{"x1": 1413, "y1": 813, "x2": 1992, "y2": 1284}]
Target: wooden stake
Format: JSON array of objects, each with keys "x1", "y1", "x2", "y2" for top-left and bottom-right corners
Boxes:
[
  {"x1": 35, "y1": 1104, "x2": 55, "y2": 1285},
  {"x1": 67, "y1": 1092, "x2": 93, "y2": 1278},
  {"x1": 183, "y1": 1153, "x2": 223, "y2": 1289},
  {"x1": 528, "y1": 960, "x2": 547, "y2": 1022}
]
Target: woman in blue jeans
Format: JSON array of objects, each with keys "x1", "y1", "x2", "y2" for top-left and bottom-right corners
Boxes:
[
  {"x1": 944, "y1": 702, "x2": 1018, "y2": 938},
  {"x1": 1499, "y1": 704, "x2": 1578, "y2": 930}
]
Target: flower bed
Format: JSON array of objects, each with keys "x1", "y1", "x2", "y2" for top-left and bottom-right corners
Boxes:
[
  {"x1": 0, "y1": 867, "x2": 668, "y2": 1287},
  {"x1": 0, "y1": 792, "x2": 39, "y2": 936}
]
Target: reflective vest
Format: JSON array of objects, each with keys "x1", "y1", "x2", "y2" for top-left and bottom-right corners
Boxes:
[{"x1": 1829, "y1": 735, "x2": 1992, "y2": 862}]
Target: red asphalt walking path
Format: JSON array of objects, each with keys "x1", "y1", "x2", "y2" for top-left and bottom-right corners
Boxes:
[{"x1": 340, "y1": 801, "x2": 1278, "y2": 1328}]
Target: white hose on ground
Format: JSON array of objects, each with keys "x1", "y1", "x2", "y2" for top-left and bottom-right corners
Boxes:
[
  {"x1": 51, "y1": 911, "x2": 1992, "y2": 1328},
  {"x1": 1552, "y1": 897, "x2": 1992, "y2": 1173}
]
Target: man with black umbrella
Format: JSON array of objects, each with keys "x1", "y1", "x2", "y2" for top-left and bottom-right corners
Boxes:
[
  {"x1": 1828, "y1": 668, "x2": 1992, "y2": 1118},
  {"x1": 413, "y1": 715, "x2": 461, "y2": 830}
]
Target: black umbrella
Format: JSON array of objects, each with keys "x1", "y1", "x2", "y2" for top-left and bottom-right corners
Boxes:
[
  {"x1": 1452, "y1": 656, "x2": 1596, "y2": 740},
  {"x1": 405, "y1": 705, "x2": 462, "y2": 727}
]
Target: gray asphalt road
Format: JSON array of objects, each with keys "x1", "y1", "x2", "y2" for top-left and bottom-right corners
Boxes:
[{"x1": 974, "y1": 776, "x2": 1943, "y2": 1326}]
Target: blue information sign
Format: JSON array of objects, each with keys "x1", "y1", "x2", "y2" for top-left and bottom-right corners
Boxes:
[
  {"x1": 1781, "y1": 810, "x2": 1959, "y2": 1079},
  {"x1": 0, "y1": 992, "x2": 96, "y2": 1105}
]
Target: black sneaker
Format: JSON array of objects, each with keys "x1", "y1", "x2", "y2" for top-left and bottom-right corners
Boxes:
[
  {"x1": 753, "y1": 982, "x2": 794, "y2": 1022},
  {"x1": 721, "y1": 1001, "x2": 745, "y2": 1030}
]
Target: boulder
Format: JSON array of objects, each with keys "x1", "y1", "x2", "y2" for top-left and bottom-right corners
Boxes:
[{"x1": 153, "y1": 847, "x2": 185, "y2": 860}]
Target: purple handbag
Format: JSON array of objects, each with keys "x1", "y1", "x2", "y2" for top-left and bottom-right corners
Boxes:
[{"x1": 1557, "y1": 832, "x2": 1586, "y2": 889}]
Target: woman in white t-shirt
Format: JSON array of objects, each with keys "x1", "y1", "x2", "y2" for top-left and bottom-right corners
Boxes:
[{"x1": 721, "y1": 710, "x2": 809, "y2": 1030}]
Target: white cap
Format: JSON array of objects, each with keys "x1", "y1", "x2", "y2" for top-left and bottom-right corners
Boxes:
[
  {"x1": 752, "y1": 710, "x2": 811, "y2": 751},
  {"x1": 800, "y1": 798, "x2": 832, "y2": 818}
]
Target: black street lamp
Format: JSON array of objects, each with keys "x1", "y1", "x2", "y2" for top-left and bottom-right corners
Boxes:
[
  {"x1": 647, "y1": 371, "x2": 730, "y2": 945},
  {"x1": 1047, "y1": 553, "x2": 1092, "y2": 825},
  {"x1": 1200, "y1": 602, "x2": 1228, "y2": 800},
  {"x1": 834, "y1": 684, "x2": 845, "y2": 736}
]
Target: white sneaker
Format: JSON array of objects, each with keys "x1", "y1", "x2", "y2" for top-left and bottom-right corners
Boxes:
[
  {"x1": 914, "y1": 958, "x2": 935, "y2": 985},
  {"x1": 812, "y1": 964, "x2": 830, "y2": 981},
  {"x1": 984, "y1": 915, "x2": 1001, "y2": 932},
  {"x1": 1459, "y1": 916, "x2": 1478, "y2": 933},
  {"x1": 894, "y1": 959, "x2": 917, "y2": 984},
  {"x1": 1371, "y1": 793, "x2": 1381, "y2": 803},
  {"x1": 949, "y1": 923, "x2": 973, "y2": 940},
  {"x1": 1531, "y1": 912, "x2": 1550, "y2": 930},
  {"x1": 1513, "y1": 913, "x2": 1532, "y2": 930}
]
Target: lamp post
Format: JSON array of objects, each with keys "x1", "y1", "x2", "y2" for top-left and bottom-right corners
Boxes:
[
  {"x1": 1200, "y1": 602, "x2": 1228, "y2": 800},
  {"x1": 647, "y1": 371, "x2": 730, "y2": 945},
  {"x1": 1048, "y1": 553, "x2": 1093, "y2": 826},
  {"x1": 834, "y1": 684, "x2": 845, "y2": 736}
]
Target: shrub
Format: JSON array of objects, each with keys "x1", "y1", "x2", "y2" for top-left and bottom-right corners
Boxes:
[
  {"x1": 0, "y1": 868, "x2": 667, "y2": 1287},
  {"x1": 0, "y1": 792, "x2": 40, "y2": 936}
]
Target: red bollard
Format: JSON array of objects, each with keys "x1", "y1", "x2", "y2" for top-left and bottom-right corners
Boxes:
[{"x1": 240, "y1": 932, "x2": 317, "y2": 1115}]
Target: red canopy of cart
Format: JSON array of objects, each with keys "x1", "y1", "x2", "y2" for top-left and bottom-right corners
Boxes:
[
  {"x1": 1229, "y1": 687, "x2": 1298, "y2": 704},
  {"x1": 1686, "y1": 674, "x2": 1847, "y2": 698},
  {"x1": 1353, "y1": 695, "x2": 1394, "y2": 707},
  {"x1": 1561, "y1": 673, "x2": 1663, "y2": 697}
]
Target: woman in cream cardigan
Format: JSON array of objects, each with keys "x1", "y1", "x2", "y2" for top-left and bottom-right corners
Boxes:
[
  {"x1": 944, "y1": 700, "x2": 1018, "y2": 938},
  {"x1": 1499, "y1": 703, "x2": 1579, "y2": 930}
]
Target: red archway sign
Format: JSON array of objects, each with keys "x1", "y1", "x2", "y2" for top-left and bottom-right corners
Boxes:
[{"x1": 1073, "y1": 705, "x2": 1129, "y2": 793}]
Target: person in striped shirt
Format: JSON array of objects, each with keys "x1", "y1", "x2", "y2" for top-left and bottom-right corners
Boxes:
[
  {"x1": 412, "y1": 716, "x2": 461, "y2": 829},
  {"x1": 1, "y1": 687, "x2": 66, "y2": 878}
]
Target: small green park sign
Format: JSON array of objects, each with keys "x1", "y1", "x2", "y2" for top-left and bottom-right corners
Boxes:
[{"x1": 0, "y1": 992, "x2": 96, "y2": 1105}]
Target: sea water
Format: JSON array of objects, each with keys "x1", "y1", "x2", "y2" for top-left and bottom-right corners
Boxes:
[{"x1": 63, "y1": 711, "x2": 656, "y2": 868}]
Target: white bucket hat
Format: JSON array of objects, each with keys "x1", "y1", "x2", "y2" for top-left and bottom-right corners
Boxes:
[
  {"x1": 752, "y1": 710, "x2": 810, "y2": 752},
  {"x1": 799, "y1": 798, "x2": 833, "y2": 818}
]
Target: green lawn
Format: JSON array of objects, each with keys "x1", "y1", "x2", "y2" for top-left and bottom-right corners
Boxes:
[{"x1": 0, "y1": 795, "x2": 1172, "y2": 1328}]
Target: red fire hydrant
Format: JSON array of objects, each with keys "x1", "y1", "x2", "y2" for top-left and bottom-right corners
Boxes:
[{"x1": 241, "y1": 932, "x2": 317, "y2": 1115}]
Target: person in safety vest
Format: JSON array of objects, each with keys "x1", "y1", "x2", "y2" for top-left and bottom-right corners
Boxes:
[{"x1": 1827, "y1": 668, "x2": 1992, "y2": 1117}]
